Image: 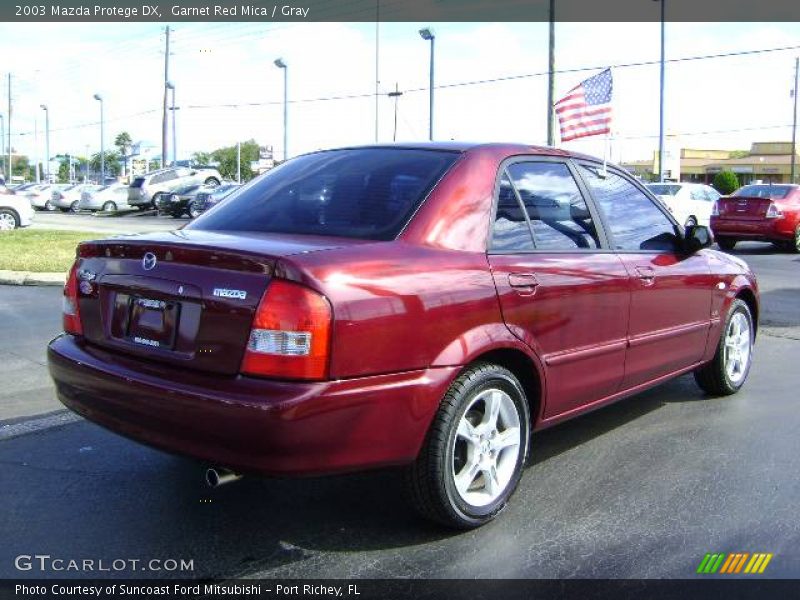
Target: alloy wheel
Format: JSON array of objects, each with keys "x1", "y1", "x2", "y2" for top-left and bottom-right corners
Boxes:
[
  {"x1": 0, "y1": 212, "x2": 16, "y2": 230},
  {"x1": 794, "y1": 226, "x2": 800, "y2": 253},
  {"x1": 451, "y1": 388, "x2": 521, "y2": 507},
  {"x1": 723, "y1": 311, "x2": 752, "y2": 385}
]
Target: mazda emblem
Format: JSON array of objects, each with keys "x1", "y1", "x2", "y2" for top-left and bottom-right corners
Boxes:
[{"x1": 142, "y1": 252, "x2": 158, "y2": 271}]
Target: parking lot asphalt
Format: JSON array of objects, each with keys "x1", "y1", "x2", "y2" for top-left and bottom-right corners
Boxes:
[
  {"x1": 30, "y1": 211, "x2": 187, "y2": 235},
  {"x1": 1, "y1": 242, "x2": 799, "y2": 579}
]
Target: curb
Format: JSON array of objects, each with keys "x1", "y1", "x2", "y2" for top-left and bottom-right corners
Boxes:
[{"x1": 0, "y1": 269, "x2": 66, "y2": 287}]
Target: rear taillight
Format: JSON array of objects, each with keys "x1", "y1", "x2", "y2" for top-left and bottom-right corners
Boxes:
[
  {"x1": 241, "y1": 280, "x2": 332, "y2": 380},
  {"x1": 62, "y1": 262, "x2": 83, "y2": 335},
  {"x1": 711, "y1": 201, "x2": 720, "y2": 216},
  {"x1": 765, "y1": 203, "x2": 783, "y2": 218}
]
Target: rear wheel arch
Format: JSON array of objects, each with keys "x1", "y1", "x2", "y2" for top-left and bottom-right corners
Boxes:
[{"x1": 462, "y1": 347, "x2": 544, "y2": 431}]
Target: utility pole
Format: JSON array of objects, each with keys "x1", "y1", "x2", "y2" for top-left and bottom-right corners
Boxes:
[
  {"x1": 40, "y1": 105, "x2": 50, "y2": 182},
  {"x1": 791, "y1": 56, "x2": 798, "y2": 183},
  {"x1": 656, "y1": 0, "x2": 666, "y2": 182},
  {"x1": 546, "y1": 0, "x2": 555, "y2": 146},
  {"x1": 374, "y1": 1, "x2": 380, "y2": 142},
  {"x1": 388, "y1": 83, "x2": 402, "y2": 141},
  {"x1": 162, "y1": 26, "x2": 171, "y2": 172},
  {"x1": 236, "y1": 141, "x2": 241, "y2": 184},
  {"x1": 7, "y1": 73, "x2": 11, "y2": 181}
]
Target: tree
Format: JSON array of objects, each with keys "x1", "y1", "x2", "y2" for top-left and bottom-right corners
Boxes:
[
  {"x1": 90, "y1": 151, "x2": 122, "y2": 179},
  {"x1": 211, "y1": 140, "x2": 259, "y2": 182},
  {"x1": 114, "y1": 131, "x2": 133, "y2": 176},
  {"x1": 713, "y1": 170, "x2": 739, "y2": 195},
  {"x1": 191, "y1": 151, "x2": 213, "y2": 166}
]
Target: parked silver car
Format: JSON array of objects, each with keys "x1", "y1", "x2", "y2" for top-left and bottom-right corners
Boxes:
[
  {"x1": 52, "y1": 184, "x2": 102, "y2": 212},
  {"x1": 79, "y1": 183, "x2": 131, "y2": 212},
  {"x1": 127, "y1": 167, "x2": 222, "y2": 209}
]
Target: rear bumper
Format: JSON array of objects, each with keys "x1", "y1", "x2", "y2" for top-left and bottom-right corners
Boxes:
[
  {"x1": 711, "y1": 217, "x2": 793, "y2": 242},
  {"x1": 48, "y1": 334, "x2": 457, "y2": 476}
]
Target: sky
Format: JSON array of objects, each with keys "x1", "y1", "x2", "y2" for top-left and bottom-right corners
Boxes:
[{"x1": 0, "y1": 21, "x2": 798, "y2": 167}]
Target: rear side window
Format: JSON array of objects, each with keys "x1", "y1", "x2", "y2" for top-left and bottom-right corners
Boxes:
[
  {"x1": 189, "y1": 148, "x2": 458, "y2": 240},
  {"x1": 579, "y1": 164, "x2": 678, "y2": 252},
  {"x1": 491, "y1": 161, "x2": 600, "y2": 252},
  {"x1": 131, "y1": 178, "x2": 145, "y2": 188},
  {"x1": 733, "y1": 185, "x2": 793, "y2": 199}
]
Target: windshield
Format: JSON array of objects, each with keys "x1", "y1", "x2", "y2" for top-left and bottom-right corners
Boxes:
[
  {"x1": 189, "y1": 148, "x2": 460, "y2": 240},
  {"x1": 732, "y1": 185, "x2": 794, "y2": 199},
  {"x1": 647, "y1": 184, "x2": 681, "y2": 196}
]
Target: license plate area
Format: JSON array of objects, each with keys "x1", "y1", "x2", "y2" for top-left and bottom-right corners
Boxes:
[{"x1": 122, "y1": 294, "x2": 180, "y2": 350}]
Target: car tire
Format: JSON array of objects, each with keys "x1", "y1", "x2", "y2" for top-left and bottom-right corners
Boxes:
[
  {"x1": 716, "y1": 237, "x2": 736, "y2": 251},
  {"x1": 102, "y1": 201, "x2": 117, "y2": 212},
  {"x1": 791, "y1": 225, "x2": 800, "y2": 254},
  {"x1": 0, "y1": 208, "x2": 20, "y2": 230},
  {"x1": 693, "y1": 298, "x2": 754, "y2": 396},
  {"x1": 188, "y1": 202, "x2": 201, "y2": 219},
  {"x1": 404, "y1": 362, "x2": 531, "y2": 529},
  {"x1": 69, "y1": 201, "x2": 80, "y2": 213},
  {"x1": 685, "y1": 216, "x2": 698, "y2": 227},
  {"x1": 44, "y1": 201, "x2": 55, "y2": 211},
  {"x1": 204, "y1": 178, "x2": 220, "y2": 187}
]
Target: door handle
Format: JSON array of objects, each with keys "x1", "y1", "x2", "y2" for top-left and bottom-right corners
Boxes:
[
  {"x1": 635, "y1": 266, "x2": 656, "y2": 286},
  {"x1": 508, "y1": 273, "x2": 539, "y2": 295}
]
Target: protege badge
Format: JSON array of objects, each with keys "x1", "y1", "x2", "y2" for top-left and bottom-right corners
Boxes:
[{"x1": 213, "y1": 288, "x2": 247, "y2": 300}]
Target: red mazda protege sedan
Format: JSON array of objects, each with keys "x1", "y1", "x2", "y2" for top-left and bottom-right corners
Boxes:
[
  {"x1": 48, "y1": 143, "x2": 759, "y2": 528},
  {"x1": 711, "y1": 183, "x2": 800, "y2": 252}
]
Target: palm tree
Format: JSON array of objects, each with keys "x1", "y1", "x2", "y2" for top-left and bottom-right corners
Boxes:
[{"x1": 114, "y1": 132, "x2": 133, "y2": 178}]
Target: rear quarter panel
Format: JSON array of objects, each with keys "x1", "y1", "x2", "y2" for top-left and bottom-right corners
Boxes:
[{"x1": 279, "y1": 243, "x2": 528, "y2": 379}]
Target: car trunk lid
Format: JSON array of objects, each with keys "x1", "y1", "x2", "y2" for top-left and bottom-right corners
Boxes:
[
  {"x1": 74, "y1": 230, "x2": 369, "y2": 375},
  {"x1": 716, "y1": 196, "x2": 772, "y2": 220}
]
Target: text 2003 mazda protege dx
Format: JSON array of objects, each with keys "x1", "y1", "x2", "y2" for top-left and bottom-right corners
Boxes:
[{"x1": 48, "y1": 143, "x2": 758, "y2": 528}]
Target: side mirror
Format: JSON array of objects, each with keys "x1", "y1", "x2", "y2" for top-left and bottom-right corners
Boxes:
[{"x1": 683, "y1": 224, "x2": 713, "y2": 254}]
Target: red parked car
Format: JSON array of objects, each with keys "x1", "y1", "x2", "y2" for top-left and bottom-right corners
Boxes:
[
  {"x1": 711, "y1": 183, "x2": 800, "y2": 252},
  {"x1": 48, "y1": 143, "x2": 759, "y2": 528}
]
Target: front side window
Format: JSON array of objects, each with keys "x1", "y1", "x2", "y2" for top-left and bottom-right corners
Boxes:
[
  {"x1": 190, "y1": 148, "x2": 458, "y2": 241},
  {"x1": 579, "y1": 164, "x2": 678, "y2": 252}
]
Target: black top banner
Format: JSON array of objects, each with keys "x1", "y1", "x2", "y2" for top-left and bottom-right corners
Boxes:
[{"x1": 4, "y1": 0, "x2": 800, "y2": 22}]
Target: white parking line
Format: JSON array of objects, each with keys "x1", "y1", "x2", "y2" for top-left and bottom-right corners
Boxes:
[{"x1": 0, "y1": 411, "x2": 82, "y2": 441}]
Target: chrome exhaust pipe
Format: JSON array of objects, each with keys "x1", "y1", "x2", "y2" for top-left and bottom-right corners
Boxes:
[{"x1": 205, "y1": 467, "x2": 242, "y2": 488}]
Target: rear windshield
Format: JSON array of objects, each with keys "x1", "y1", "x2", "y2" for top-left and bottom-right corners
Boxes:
[
  {"x1": 189, "y1": 148, "x2": 459, "y2": 240},
  {"x1": 647, "y1": 184, "x2": 681, "y2": 196},
  {"x1": 732, "y1": 185, "x2": 794, "y2": 199}
]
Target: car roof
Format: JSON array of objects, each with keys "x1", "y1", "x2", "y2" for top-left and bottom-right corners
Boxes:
[{"x1": 323, "y1": 141, "x2": 603, "y2": 161}]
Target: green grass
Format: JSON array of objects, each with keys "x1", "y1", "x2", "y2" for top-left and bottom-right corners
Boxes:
[{"x1": 0, "y1": 230, "x2": 106, "y2": 273}]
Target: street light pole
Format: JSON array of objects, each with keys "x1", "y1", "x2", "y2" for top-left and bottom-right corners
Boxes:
[
  {"x1": 40, "y1": 104, "x2": 50, "y2": 183},
  {"x1": 791, "y1": 56, "x2": 798, "y2": 183},
  {"x1": 0, "y1": 114, "x2": 4, "y2": 178},
  {"x1": 167, "y1": 81, "x2": 177, "y2": 166},
  {"x1": 93, "y1": 93, "x2": 104, "y2": 182},
  {"x1": 388, "y1": 83, "x2": 403, "y2": 141},
  {"x1": 419, "y1": 27, "x2": 435, "y2": 141},
  {"x1": 274, "y1": 58, "x2": 288, "y2": 161},
  {"x1": 655, "y1": 0, "x2": 666, "y2": 182}
]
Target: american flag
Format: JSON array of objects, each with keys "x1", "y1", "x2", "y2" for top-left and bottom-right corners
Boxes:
[{"x1": 555, "y1": 68, "x2": 613, "y2": 143}]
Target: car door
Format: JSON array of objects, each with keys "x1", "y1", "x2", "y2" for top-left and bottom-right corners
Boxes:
[
  {"x1": 575, "y1": 163, "x2": 713, "y2": 390},
  {"x1": 487, "y1": 158, "x2": 631, "y2": 419}
]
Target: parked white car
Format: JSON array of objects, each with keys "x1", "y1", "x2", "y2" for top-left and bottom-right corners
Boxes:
[
  {"x1": 0, "y1": 188, "x2": 35, "y2": 230},
  {"x1": 52, "y1": 183, "x2": 102, "y2": 212},
  {"x1": 79, "y1": 183, "x2": 131, "y2": 212},
  {"x1": 646, "y1": 183, "x2": 721, "y2": 227},
  {"x1": 22, "y1": 184, "x2": 61, "y2": 210}
]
